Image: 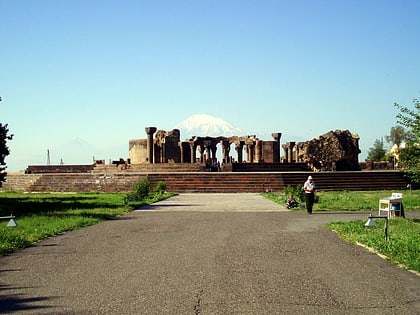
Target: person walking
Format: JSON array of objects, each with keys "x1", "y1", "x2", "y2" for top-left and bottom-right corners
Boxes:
[{"x1": 303, "y1": 175, "x2": 316, "y2": 214}]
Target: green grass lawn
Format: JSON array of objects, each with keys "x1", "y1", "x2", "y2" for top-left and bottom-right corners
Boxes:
[
  {"x1": 264, "y1": 189, "x2": 420, "y2": 211},
  {"x1": 0, "y1": 191, "x2": 175, "y2": 255},
  {"x1": 264, "y1": 189, "x2": 420, "y2": 272}
]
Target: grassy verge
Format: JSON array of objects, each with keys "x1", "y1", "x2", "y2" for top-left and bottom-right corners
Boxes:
[
  {"x1": 263, "y1": 189, "x2": 420, "y2": 272},
  {"x1": 326, "y1": 218, "x2": 420, "y2": 272},
  {"x1": 0, "y1": 191, "x2": 176, "y2": 256},
  {"x1": 264, "y1": 189, "x2": 420, "y2": 211}
]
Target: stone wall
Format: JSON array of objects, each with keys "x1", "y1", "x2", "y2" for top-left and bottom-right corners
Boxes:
[
  {"x1": 129, "y1": 139, "x2": 148, "y2": 164},
  {"x1": 155, "y1": 129, "x2": 182, "y2": 163},
  {"x1": 261, "y1": 141, "x2": 278, "y2": 163},
  {"x1": 25, "y1": 164, "x2": 95, "y2": 174}
]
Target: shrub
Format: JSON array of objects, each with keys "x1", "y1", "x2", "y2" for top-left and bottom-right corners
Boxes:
[
  {"x1": 155, "y1": 181, "x2": 167, "y2": 193},
  {"x1": 126, "y1": 178, "x2": 151, "y2": 202},
  {"x1": 283, "y1": 184, "x2": 305, "y2": 203}
]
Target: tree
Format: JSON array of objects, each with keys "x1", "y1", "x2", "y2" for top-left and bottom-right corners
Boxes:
[
  {"x1": 385, "y1": 125, "x2": 412, "y2": 148},
  {"x1": 366, "y1": 138, "x2": 386, "y2": 161},
  {"x1": 0, "y1": 97, "x2": 14, "y2": 184},
  {"x1": 0, "y1": 124, "x2": 14, "y2": 183},
  {"x1": 394, "y1": 99, "x2": 420, "y2": 183}
]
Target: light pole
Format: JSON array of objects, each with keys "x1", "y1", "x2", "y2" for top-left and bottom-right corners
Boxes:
[{"x1": 365, "y1": 214, "x2": 389, "y2": 241}]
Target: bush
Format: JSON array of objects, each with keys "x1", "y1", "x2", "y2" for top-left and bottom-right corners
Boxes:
[
  {"x1": 126, "y1": 178, "x2": 151, "y2": 202},
  {"x1": 155, "y1": 181, "x2": 167, "y2": 193},
  {"x1": 283, "y1": 184, "x2": 305, "y2": 203}
]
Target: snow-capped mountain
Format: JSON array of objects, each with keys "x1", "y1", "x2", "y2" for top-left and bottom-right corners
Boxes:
[{"x1": 175, "y1": 114, "x2": 242, "y2": 138}]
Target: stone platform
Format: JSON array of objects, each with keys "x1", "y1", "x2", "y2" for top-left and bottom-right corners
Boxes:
[{"x1": 1, "y1": 171, "x2": 410, "y2": 193}]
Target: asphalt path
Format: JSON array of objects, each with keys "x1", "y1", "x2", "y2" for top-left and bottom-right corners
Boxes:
[{"x1": 0, "y1": 193, "x2": 419, "y2": 314}]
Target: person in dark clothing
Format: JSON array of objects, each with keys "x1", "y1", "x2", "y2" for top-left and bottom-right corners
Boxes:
[{"x1": 286, "y1": 194, "x2": 299, "y2": 209}]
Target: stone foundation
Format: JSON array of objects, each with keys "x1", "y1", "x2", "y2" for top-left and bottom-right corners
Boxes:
[{"x1": 1, "y1": 171, "x2": 410, "y2": 193}]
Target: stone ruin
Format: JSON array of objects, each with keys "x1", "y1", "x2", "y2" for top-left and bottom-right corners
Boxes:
[
  {"x1": 294, "y1": 130, "x2": 361, "y2": 171},
  {"x1": 129, "y1": 127, "x2": 282, "y2": 167},
  {"x1": 128, "y1": 127, "x2": 360, "y2": 172},
  {"x1": 24, "y1": 128, "x2": 361, "y2": 174}
]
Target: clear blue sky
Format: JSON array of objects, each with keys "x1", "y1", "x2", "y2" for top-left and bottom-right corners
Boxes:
[{"x1": 1, "y1": 0, "x2": 419, "y2": 171}]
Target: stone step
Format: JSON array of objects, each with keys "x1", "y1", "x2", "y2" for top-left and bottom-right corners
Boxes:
[{"x1": 1, "y1": 171, "x2": 410, "y2": 193}]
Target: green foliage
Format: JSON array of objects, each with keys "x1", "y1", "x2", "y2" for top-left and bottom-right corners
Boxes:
[
  {"x1": 0, "y1": 192, "x2": 131, "y2": 255},
  {"x1": 366, "y1": 138, "x2": 386, "y2": 161},
  {"x1": 264, "y1": 189, "x2": 420, "y2": 211},
  {"x1": 400, "y1": 145, "x2": 420, "y2": 184},
  {"x1": 315, "y1": 190, "x2": 377, "y2": 211},
  {"x1": 394, "y1": 99, "x2": 420, "y2": 183},
  {"x1": 0, "y1": 192, "x2": 127, "y2": 217},
  {"x1": 155, "y1": 181, "x2": 167, "y2": 193},
  {"x1": 126, "y1": 178, "x2": 151, "y2": 202},
  {"x1": 395, "y1": 99, "x2": 420, "y2": 138},
  {"x1": 284, "y1": 184, "x2": 305, "y2": 203},
  {"x1": 326, "y1": 218, "x2": 420, "y2": 272},
  {"x1": 0, "y1": 122, "x2": 14, "y2": 183},
  {"x1": 316, "y1": 190, "x2": 420, "y2": 211},
  {"x1": 385, "y1": 125, "x2": 411, "y2": 148}
]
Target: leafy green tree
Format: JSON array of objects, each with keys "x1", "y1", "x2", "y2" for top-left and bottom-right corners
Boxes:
[
  {"x1": 366, "y1": 138, "x2": 386, "y2": 161},
  {"x1": 0, "y1": 97, "x2": 14, "y2": 184},
  {"x1": 385, "y1": 125, "x2": 412, "y2": 148},
  {"x1": 394, "y1": 99, "x2": 420, "y2": 183},
  {"x1": 395, "y1": 99, "x2": 420, "y2": 138}
]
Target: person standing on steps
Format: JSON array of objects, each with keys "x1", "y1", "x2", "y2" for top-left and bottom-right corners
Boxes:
[{"x1": 303, "y1": 175, "x2": 316, "y2": 214}]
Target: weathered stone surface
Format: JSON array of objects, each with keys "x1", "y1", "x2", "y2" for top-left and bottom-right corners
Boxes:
[
  {"x1": 1, "y1": 171, "x2": 410, "y2": 193},
  {"x1": 296, "y1": 130, "x2": 361, "y2": 171},
  {"x1": 154, "y1": 129, "x2": 181, "y2": 163},
  {"x1": 129, "y1": 139, "x2": 147, "y2": 164},
  {"x1": 129, "y1": 129, "x2": 282, "y2": 165}
]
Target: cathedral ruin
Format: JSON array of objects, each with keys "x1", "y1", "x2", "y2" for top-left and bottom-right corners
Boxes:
[
  {"x1": 129, "y1": 127, "x2": 282, "y2": 166},
  {"x1": 128, "y1": 127, "x2": 361, "y2": 172},
  {"x1": 23, "y1": 127, "x2": 361, "y2": 174}
]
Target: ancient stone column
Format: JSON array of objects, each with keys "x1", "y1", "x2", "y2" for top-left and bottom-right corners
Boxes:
[
  {"x1": 178, "y1": 142, "x2": 184, "y2": 163},
  {"x1": 211, "y1": 145, "x2": 217, "y2": 162},
  {"x1": 282, "y1": 143, "x2": 289, "y2": 163},
  {"x1": 197, "y1": 145, "x2": 204, "y2": 163},
  {"x1": 236, "y1": 142, "x2": 244, "y2": 163},
  {"x1": 162, "y1": 144, "x2": 166, "y2": 163},
  {"x1": 222, "y1": 140, "x2": 230, "y2": 164},
  {"x1": 272, "y1": 132, "x2": 282, "y2": 142},
  {"x1": 247, "y1": 144, "x2": 255, "y2": 163},
  {"x1": 145, "y1": 127, "x2": 157, "y2": 163},
  {"x1": 155, "y1": 145, "x2": 161, "y2": 163},
  {"x1": 288, "y1": 142, "x2": 296, "y2": 163},
  {"x1": 189, "y1": 142, "x2": 196, "y2": 164},
  {"x1": 272, "y1": 132, "x2": 282, "y2": 163},
  {"x1": 295, "y1": 145, "x2": 300, "y2": 162},
  {"x1": 255, "y1": 140, "x2": 262, "y2": 162}
]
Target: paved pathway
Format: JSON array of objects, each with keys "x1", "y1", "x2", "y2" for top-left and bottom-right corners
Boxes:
[{"x1": 0, "y1": 193, "x2": 419, "y2": 314}]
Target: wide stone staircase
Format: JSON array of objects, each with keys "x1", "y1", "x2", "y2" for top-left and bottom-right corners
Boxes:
[{"x1": 1, "y1": 171, "x2": 411, "y2": 193}]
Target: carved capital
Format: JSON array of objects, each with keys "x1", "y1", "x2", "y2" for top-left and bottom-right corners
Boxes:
[{"x1": 145, "y1": 127, "x2": 157, "y2": 135}]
